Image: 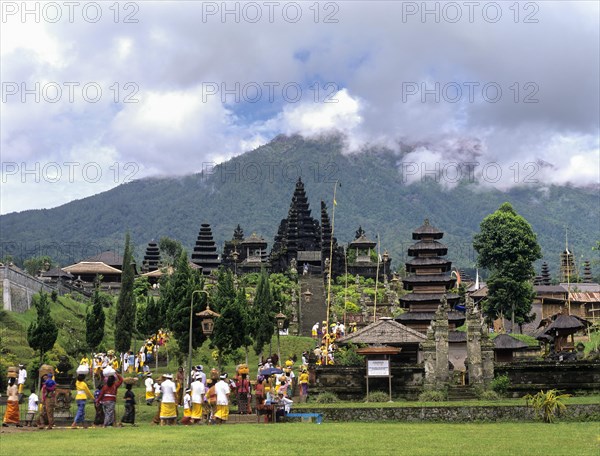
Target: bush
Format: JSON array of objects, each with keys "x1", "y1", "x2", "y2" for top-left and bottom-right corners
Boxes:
[
  {"x1": 366, "y1": 391, "x2": 390, "y2": 402},
  {"x1": 491, "y1": 374, "x2": 511, "y2": 396},
  {"x1": 335, "y1": 344, "x2": 365, "y2": 366},
  {"x1": 315, "y1": 392, "x2": 339, "y2": 404},
  {"x1": 524, "y1": 389, "x2": 571, "y2": 423},
  {"x1": 418, "y1": 390, "x2": 447, "y2": 402},
  {"x1": 478, "y1": 390, "x2": 500, "y2": 401}
]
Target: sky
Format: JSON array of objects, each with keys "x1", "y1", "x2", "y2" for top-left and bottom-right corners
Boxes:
[{"x1": 1, "y1": 1, "x2": 599, "y2": 214}]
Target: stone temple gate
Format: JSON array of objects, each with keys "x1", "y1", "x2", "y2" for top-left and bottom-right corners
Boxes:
[{"x1": 423, "y1": 296, "x2": 494, "y2": 390}]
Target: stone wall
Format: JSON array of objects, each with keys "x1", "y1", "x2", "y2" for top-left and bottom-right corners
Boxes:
[
  {"x1": 1, "y1": 265, "x2": 57, "y2": 312},
  {"x1": 294, "y1": 404, "x2": 600, "y2": 422},
  {"x1": 313, "y1": 365, "x2": 424, "y2": 400},
  {"x1": 496, "y1": 361, "x2": 600, "y2": 396},
  {"x1": 313, "y1": 361, "x2": 600, "y2": 400}
]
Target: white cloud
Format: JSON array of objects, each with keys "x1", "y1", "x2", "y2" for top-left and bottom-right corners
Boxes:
[{"x1": 0, "y1": 1, "x2": 598, "y2": 214}]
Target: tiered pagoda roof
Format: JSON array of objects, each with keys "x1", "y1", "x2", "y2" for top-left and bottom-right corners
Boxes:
[
  {"x1": 191, "y1": 223, "x2": 221, "y2": 275},
  {"x1": 270, "y1": 178, "x2": 322, "y2": 272},
  {"x1": 142, "y1": 240, "x2": 161, "y2": 273},
  {"x1": 396, "y1": 219, "x2": 462, "y2": 332}
]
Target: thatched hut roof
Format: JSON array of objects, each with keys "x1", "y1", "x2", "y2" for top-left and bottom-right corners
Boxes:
[
  {"x1": 493, "y1": 334, "x2": 529, "y2": 351},
  {"x1": 542, "y1": 314, "x2": 590, "y2": 336},
  {"x1": 339, "y1": 317, "x2": 426, "y2": 345}
]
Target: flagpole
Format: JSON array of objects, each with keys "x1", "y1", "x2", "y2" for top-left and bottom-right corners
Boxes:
[
  {"x1": 344, "y1": 246, "x2": 348, "y2": 328},
  {"x1": 325, "y1": 180, "x2": 339, "y2": 346},
  {"x1": 373, "y1": 233, "x2": 380, "y2": 322}
]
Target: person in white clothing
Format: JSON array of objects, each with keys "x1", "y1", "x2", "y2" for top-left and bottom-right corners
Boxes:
[
  {"x1": 159, "y1": 374, "x2": 177, "y2": 425},
  {"x1": 190, "y1": 376, "x2": 205, "y2": 423},
  {"x1": 25, "y1": 387, "x2": 38, "y2": 426},
  {"x1": 214, "y1": 373, "x2": 231, "y2": 424},
  {"x1": 194, "y1": 365, "x2": 207, "y2": 386},
  {"x1": 17, "y1": 364, "x2": 27, "y2": 403},
  {"x1": 144, "y1": 373, "x2": 155, "y2": 405}
]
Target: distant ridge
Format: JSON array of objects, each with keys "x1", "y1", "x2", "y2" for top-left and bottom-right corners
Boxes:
[{"x1": 1, "y1": 135, "x2": 598, "y2": 279}]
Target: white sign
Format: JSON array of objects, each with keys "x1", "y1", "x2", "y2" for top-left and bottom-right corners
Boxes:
[{"x1": 367, "y1": 359, "x2": 390, "y2": 377}]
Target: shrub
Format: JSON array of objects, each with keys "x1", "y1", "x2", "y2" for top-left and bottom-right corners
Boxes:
[
  {"x1": 524, "y1": 389, "x2": 571, "y2": 423},
  {"x1": 366, "y1": 391, "x2": 390, "y2": 402},
  {"x1": 479, "y1": 390, "x2": 500, "y2": 401},
  {"x1": 491, "y1": 374, "x2": 511, "y2": 396},
  {"x1": 418, "y1": 390, "x2": 447, "y2": 402},
  {"x1": 315, "y1": 392, "x2": 339, "y2": 404},
  {"x1": 335, "y1": 344, "x2": 365, "y2": 366}
]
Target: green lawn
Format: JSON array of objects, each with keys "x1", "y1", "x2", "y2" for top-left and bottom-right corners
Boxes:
[{"x1": 2, "y1": 422, "x2": 599, "y2": 455}]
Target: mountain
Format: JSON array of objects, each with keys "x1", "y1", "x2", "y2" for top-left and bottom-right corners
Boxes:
[{"x1": 1, "y1": 135, "x2": 598, "y2": 278}]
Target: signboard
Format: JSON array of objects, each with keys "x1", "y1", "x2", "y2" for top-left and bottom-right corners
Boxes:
[{"x1": 367, "y1": 359, "x2": 390, "y2": 377}]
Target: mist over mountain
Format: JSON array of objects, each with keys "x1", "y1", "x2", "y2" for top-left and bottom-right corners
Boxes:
[{"x1": 1, "y1": 135, "x2": 597, "y2": 278}]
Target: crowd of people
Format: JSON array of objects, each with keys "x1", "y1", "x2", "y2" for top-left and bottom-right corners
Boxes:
[
  {"x1": 3, "y1": 349, "x2": 310, "y2": 428},
  {"x1": 310, "y1": 320, "x2": 357, "y2": 365}
]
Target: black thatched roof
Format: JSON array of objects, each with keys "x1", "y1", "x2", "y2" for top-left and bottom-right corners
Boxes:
[
  {"x1": 400, "y1": 293, "x2": 460, "y2": 303},
  {"x1": 544, "y1": 314, "x2": 584, "y2": 335},
  {"x1": 493, "y1": 334, "x2": 529, "y2": 350},
  {"x1": 539, "y1": 313, "x2": 591, "y2": 335},
  {"x1": 412, "y1": 219, "x2": 444, "y2": 239}
]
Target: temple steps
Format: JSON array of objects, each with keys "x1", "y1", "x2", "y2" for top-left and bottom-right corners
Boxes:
[
  {"x1": 447, "y1": 386, "x2": 478, "y2": 401},
  {"x1": 299, "y1": 274, "x2": 327, "y2": 337}
]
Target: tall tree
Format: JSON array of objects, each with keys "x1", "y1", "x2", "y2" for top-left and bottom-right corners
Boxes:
[
  {"x1": 136, "y1": 295, "x2": 162, "y2": 338},
  {"x1": 251, "y1": 269, "x2": 275, "y2": 356},
  {"x1": 86, "y1": 285, "x2": 108, "y2": 352},
  {"x1": 158, "y1": 236, "x2": 184, "y2": 267},
  {"x1": 212, "y1": 268, "x2": 236, "y2": 313},
  {"x1": 210, "y1": 278, "x2": 250, "y2": 368},
  {"x1": 27, "y1": 292, "x2": 58, "y2": 363},
  {"x1": 163, "y1": 250, "x2": 205, "y2": 356},
  {"x1": 473, "y1": 202, "x2": 542, "y2": 330},
  {"x1": 115, "y1": 232, "x2": 136, "y2": 353}
]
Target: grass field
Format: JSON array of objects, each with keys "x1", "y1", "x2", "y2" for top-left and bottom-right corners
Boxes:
[{"x1": 2, "y1": 422, "x2": 599, "y2": 455}]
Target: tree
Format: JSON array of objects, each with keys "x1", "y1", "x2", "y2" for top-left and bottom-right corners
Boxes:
[
  {"x1": 473, "y1": 202, "x2": 542, "y2": 330},
  {"x1": 251, "y1": 269, "x2": 275, "y2": 356},
  {"x1": 136, "y1": 295, "x2": 162, "y2": 338},
  {"x1": 23, "y1": 255, "x2": 53, "y2": 277},
  {"x1": 115, "y1": 232, "x2": 136, "y2": 353},
  {"x1": 163, "y1": 250, "x2": 205, "y2": 356},
  {"x1": 159, "y1": 236, "x2": 184, "y2": 267},
  {"x1": 86, "y1": 285, "x2": 108, "y2": 352},
  {"x1": 27, "y1": 292, "x2": 58, "y2": 363},
  {"x1": 210, "y1": 276, "x2": 250, "y2": 368}
]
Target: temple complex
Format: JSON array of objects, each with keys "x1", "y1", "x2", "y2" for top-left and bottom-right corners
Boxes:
[
  {"x1": 190, "y1": 223, "x2": 221, "y2": 275},
  {"x1": 396, "y1": 219, "x2": 464, "y2": 333}
]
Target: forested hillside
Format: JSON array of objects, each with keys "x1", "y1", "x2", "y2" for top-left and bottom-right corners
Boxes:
[{"x1": 1, "y1": 135, "x2": 598, "y2": 278}]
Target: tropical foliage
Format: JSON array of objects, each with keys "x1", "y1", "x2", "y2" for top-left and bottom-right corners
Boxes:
[{"x1": 524, "y1": 389, "x2": 571, "y2": 423}]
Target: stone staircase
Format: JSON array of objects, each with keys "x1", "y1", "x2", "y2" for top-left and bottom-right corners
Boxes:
[
  {"x1": 299, "y1": 274, "x2": 326, "y2": 336},
  {"x1": 447, "y1": 386, "x2": 478, "y2": 401}
]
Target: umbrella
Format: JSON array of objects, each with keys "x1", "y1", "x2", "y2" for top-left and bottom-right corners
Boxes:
[{"x1": 260, "y1": 368, "x2": 283, "y2": 376}]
